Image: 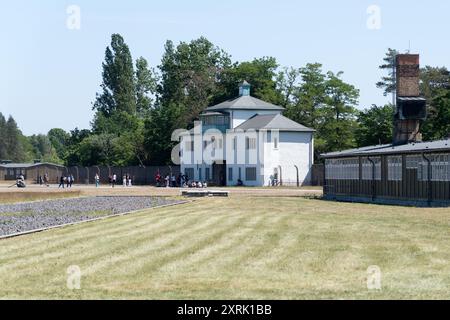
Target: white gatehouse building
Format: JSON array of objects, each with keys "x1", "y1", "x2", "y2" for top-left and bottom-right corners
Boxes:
[{"x1": 178, "y1": 82, "x2": 315, "y2": 187}]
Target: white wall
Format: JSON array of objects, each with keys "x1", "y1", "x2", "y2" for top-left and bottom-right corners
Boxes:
[
  {"x1": 262, "y1": 131, "x2": 313, "y2": 186},
  {"x1": 181, "y1": 130, "x2": 314, "y2": 187}
]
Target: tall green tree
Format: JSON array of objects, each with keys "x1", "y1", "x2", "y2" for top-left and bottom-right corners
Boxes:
[
  {"x1": 143, "y1": 102, "x2": 183, "y2": 165},
  {"x1": 0, "y1": 113, "x2": 7, "y2": 159},
  {"x1": 318, "y1": 71, "x2": 360, "y2": 154},
  {"x1": 47, "y1": 128, "x2": 70, "y2": 161},
  {"x1": 158, "y1": 37, "x2": 232, "y2": 128},
  {"x1": 135, "y1": 57, "x2": 157, "y2": 118},
  {"x1": 3, "y1": 116, "x2": 25, "y2": 162},
  {"x1": 92, "y1": 34, "x2": 137, "y2": 134},
  {"x1": 376, "y1": 48, "x2": 399, "y2": 97},
  {"x1": 420, "y1": 66, "x2": 450, "y2": 140},
  {"x1": 283, "y1": 63, "x2": 327, "y2": 130},
  {"x1": 147, "y1": 37, "x2": 231, "y2": 165},
  {"x1": 355, "y1": 104, "x2": 394, "y2": 147},
  {"x1": 423, "y1": 90, "x2": 450, "y2": 140},
  {"x1": 216, "y1": 57, "x2": 282, "y2": 104},
  {"x1": 28, "y1": 134, "x2": 62, "y2": 164}
]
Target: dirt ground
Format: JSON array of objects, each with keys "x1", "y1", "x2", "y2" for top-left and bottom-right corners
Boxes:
[{"x1": 0, "y1": 183, "x2": 323, "y2": 200}]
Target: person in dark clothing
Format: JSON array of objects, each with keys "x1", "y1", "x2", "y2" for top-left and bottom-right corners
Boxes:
[{"x1": 59, "y1": 176, "x2": 65, "y2": 189}]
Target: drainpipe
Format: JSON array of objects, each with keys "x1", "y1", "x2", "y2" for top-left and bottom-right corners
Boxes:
[
  {"x1": 294, "y1": 165, "x2": 300, "y2": 187},
  {"x1": 368, "y1": 157, "x2": 376, "y2": 201},
  {"x1": 422, "y1": 153, "x2": 432, "y2": 206},
  {"x1": 278, "y1": 166, "x2": 283, "y2": 187}
]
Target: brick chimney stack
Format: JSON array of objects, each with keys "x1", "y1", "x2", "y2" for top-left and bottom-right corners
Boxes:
[{"x1": 393, "y1": 54, "x2": 427, "y2": 145}]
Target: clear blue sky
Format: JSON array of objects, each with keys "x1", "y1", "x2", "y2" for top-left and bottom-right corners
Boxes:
[{"x1": 1, "y1": 0, "x2": 449, "y2": 135}]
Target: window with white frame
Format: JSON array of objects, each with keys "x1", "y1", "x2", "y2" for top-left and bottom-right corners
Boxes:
[
  {"x1": 406, "y1": 155, "x2": 429, "y2": 181},
  {"x1": 361, "y1": 157, "x2": 381, "y2": 181},
  {"x1": 387, "y1": 156, "x2": 403, "y2": 181},
  {"x1": 325, "y1": 158, "x2": 359, "y2": 180},
  {"x1": 246, "y1": 137, "x2": 257, "y2": 150},
  {"x1": 406, "y1": 155, "x2": 422, "y2": 169},
  {"x1": 430, "y1": 154, "x2": 450, "y2": 181}
]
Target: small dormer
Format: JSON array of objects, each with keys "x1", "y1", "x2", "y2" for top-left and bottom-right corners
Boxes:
[{"x1": 239, "y1": 81, "x2": 251, "y2": 97}]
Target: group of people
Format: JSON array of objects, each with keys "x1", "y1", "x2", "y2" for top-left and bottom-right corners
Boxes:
[
  {"x1": 155, "y1": 172, "x2": 208, "y2": 189},
  {"x1": 38, "y1": 174, "x2": 50, "y2": 187},
  {"x1": 58, "y1": 174, "x2": 75, "y2": 189},
  {"x1": 94, "y1": 173, "x2": 133, "y2": 188},
  {"x1": 155, "y1": 172, "x2": 176, "y2": 188},
  {"x1": 29, "y1": 171, "x2": 219, "y2": 189}
]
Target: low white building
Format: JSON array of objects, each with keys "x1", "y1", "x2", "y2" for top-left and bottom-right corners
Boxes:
[{"x1": 179, "y1": 82, "x2": 315, "y2": 187}]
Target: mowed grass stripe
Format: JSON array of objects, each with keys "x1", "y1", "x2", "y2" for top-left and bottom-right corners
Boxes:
[
  {"x1": 193, "y1": 212, "x2": 287, "y2": 274},
  {"x1": 161, "y1": 212, "x2": 273, "y2": 273},
  {"x1": 0, "y1": 202, "x2": 196, "y2": 263},
  {"x1": 0, "y1": 205, "x2": 212, "y2": 275},
  {"x1": 93, "y1": 211, "x2": 252, "y2": 278},
  {"x1": 4, "y1": 211, "x2": 228, "y2": 292},
  {"x1": 1, "y1": 196, "x2": 449, "y2": 299},
  {"x1": 80, "y1": 212, "x2": 235, "y2": 277},
  {"x1": 0, "y1": 202, "x2": 189, "y2": 257}
]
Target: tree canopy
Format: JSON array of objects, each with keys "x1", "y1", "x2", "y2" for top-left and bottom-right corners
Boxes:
[{"x1": 4, "y1": 39, "x2": 450, "y2": 166}]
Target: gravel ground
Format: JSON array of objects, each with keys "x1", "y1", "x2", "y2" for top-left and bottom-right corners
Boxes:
[{"x1": 0, "y1": 196, "x2": 183, "y2": 237}]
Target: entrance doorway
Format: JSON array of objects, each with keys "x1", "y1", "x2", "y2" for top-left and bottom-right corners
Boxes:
[{"x1": 212, "y1": 161, "x2": 226, "y2": 186}]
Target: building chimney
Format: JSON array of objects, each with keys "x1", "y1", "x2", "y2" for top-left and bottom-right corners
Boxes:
[{"x1": 393, "y1": 54, "x2": 427, "y2": 145}]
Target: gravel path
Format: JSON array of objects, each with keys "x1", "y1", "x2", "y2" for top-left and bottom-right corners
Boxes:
[{"x1": 0, "y1": 196, "x2": 183, "y2": 237}]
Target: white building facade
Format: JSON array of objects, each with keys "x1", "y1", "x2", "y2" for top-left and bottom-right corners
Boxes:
[{"x1": 179, "y1": 82, "x2": 315, "y2": 187}]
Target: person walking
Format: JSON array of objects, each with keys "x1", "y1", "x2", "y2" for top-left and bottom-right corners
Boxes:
[
  {"x1": 165, "y1": 175, "x2": 170, "y2": 188},
  {"x1": 95, "y1": 174, "x2": 100, "y2": 188},
  {"x1": 43, "y1": 173, "x2": 49, "y2": 187},
  {"x1": 70, "y1": 174, "x2": 74, "y2": 188},
  {"x1": 155, "y1": 172, "x2": 162, "y2": 187},
  {"x1": 171, "y1": 174, "x2": 176, "y2": 188},
  {"x1": 59, "y1": 176, "x2": 65, "y2": 189},
  {"x1": 123, "y1": 175, "x2": 127, "y2": 187},
  {"x1": 112, "y1": 174, "x2": 117, "y2": 188}
]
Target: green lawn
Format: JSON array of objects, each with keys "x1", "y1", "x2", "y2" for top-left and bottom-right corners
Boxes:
[{"x1": 0, "y1": 197, "x2": 449, "y2": 299}]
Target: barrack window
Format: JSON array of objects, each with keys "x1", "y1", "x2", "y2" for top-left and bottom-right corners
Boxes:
[
  {"x1": 388, "y1": 156, "x2": 403, "y2": 181},
  {"x1": 361, "y1": 157, "x2": 381, "y2": 181},
  {"x1": 325, "y1": 158, "x2": 359, "y2": 180}
]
